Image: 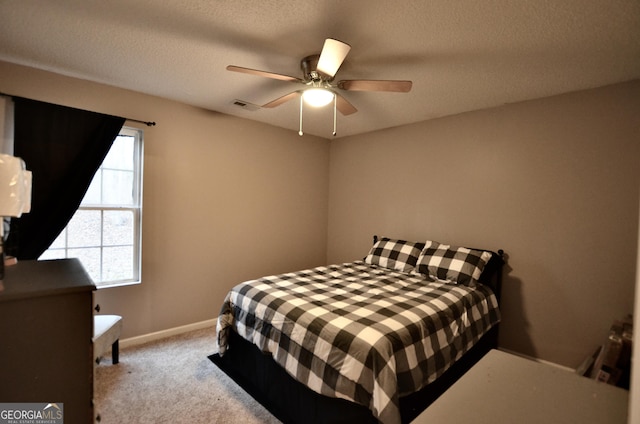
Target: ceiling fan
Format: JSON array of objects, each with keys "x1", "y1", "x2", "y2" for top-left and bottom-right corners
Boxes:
[{"x1": 226, "y1": 38, "x2": 412, "y2": 135}]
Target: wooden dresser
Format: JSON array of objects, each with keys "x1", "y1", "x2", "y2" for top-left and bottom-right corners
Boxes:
[{"x1": 0, "y1": 259, "x2": 96, "y2": 424}]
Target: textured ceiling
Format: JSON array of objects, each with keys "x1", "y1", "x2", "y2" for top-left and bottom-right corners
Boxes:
[{"x1": 1, "y1": 0, "x2": 639, "y2": 139}]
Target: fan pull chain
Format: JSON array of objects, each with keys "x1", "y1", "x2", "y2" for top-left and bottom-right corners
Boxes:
[
  {"x1": 332, "y1": 94, "x2": 337, "y2": 136},
  {"x1": 299, "y1": 95, "x2": 304, "y2": 136}
]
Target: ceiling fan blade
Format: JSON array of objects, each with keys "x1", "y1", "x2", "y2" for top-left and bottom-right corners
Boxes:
[
  {"x1": 338, "y1": 79, "x2": 413, "y2": 92},
  {"x1": 335, "y1": 93, "x2": 357, "y2": 115},
  {"x1": 226, "y1": 65, "x2": 303, "y2": 83},
  {"x1": 262, "y1": 91, "x2": 301, "y2": 108},
  {"x1": 316, "y1": 39, "x2": 351, "y2": 79}
]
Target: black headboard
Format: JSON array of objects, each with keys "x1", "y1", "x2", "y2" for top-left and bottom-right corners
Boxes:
[
  {"x1": 476, "y1": 249, "x2": 505, "y2": 304},
  {"x1": 372, "y1": 235, "x2": 505, "y2": 304}
]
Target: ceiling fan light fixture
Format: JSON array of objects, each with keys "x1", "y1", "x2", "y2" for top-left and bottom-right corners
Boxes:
[
  {"x1": 227, "y1": 37, "x2": 413, "y2": 136},
  {"x1": 302, "y1": 88, "x2": 334, "y2": 107}
]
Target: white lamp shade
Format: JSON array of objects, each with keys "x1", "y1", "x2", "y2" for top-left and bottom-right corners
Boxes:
[
  {"x1": 21, "y1": 170, "x2": 32, "y2": 214},
  {"x1": 0, "y1": 153, "x2": 32, "y2": 217}
]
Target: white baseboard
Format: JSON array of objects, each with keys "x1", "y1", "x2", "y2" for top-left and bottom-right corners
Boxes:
[
  {"x1": 498, "y1": 348, "x2": 575, "y2": 372},
  {"x1": 119, "y1": 318, "x2": 217, "y2": 349},
  {"x1": 117, "y1": 324, "x2": 575, "y2": 373}
]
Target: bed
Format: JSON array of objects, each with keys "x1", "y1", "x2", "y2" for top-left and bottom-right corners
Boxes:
[{"x1": 211, "y1": 236, "x2": 504, "y2": 424}]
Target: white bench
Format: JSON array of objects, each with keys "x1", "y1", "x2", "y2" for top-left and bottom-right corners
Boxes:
[{"x1": 93, "y1": 315, "x2": 123, "y2": 364}]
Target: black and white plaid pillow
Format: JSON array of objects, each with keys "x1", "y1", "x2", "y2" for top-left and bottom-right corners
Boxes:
[
  {"x1": 364, "y1": 237, "x2": 424, "y2": 272},
  {"x1": 414, "y1": 240, "x2": 492, "y2": 286}
]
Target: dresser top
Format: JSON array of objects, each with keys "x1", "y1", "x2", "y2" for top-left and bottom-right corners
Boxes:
[{"x1": 0, "y1": 258, "x2": 95, "y2": 302}]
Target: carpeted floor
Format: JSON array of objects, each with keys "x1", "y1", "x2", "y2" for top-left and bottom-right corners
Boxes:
[{"x1": 94, "y1": 326, "x2": 281, "y2": 424}]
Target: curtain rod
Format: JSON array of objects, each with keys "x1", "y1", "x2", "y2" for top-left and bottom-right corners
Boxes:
[
  {"x1": 0, "y1": 91, "x2": 156, "y2": 127},
  {"x1": 126, "y1": 118, "x2": 156, "y2": 127}
]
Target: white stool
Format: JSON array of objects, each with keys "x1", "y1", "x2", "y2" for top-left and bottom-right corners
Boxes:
[{"x1": 93, "y1": 315, "x2": 123, "y2": 364}]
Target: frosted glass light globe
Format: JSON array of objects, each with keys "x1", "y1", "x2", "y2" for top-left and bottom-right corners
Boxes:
[{"x1": 302, "y1": 88, "x2": 334, "y2": 107}]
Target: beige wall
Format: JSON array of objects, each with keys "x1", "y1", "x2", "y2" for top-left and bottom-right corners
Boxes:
[
  {"x1": 2, "y1": 59, "x2": 639, "y2": 370},
  {"x1": 0, "y1": 61, "x2": 330, "y2": 338},
  {"x1": 631, "y1": 193, "x2": 640, "y2": 423},
  {"x1": 327, "y1": 80, "x2": 640, "y2": 367}
]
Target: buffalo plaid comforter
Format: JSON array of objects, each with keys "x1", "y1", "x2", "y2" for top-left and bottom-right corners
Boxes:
[{"x1": 216, "y1": 261, "x2": 500, "y2": 424}]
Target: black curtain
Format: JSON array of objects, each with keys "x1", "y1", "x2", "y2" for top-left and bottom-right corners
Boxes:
[{"x1": 6, "y1": 97, "x2": 125, "y2": 260}]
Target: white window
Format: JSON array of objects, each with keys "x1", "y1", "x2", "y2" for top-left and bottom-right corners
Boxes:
[{"x1": 40, "y1": 126, "x2": 143, "y2": 288}]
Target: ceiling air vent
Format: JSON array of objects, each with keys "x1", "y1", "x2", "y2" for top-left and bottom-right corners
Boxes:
[{"x1": 232, "y1": 99, "x2": 261, "y2": 111}]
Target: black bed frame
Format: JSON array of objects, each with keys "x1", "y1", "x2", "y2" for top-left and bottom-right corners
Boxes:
[{"x1": 210, "y1": 241, "x2": 505, "y2": 424}]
